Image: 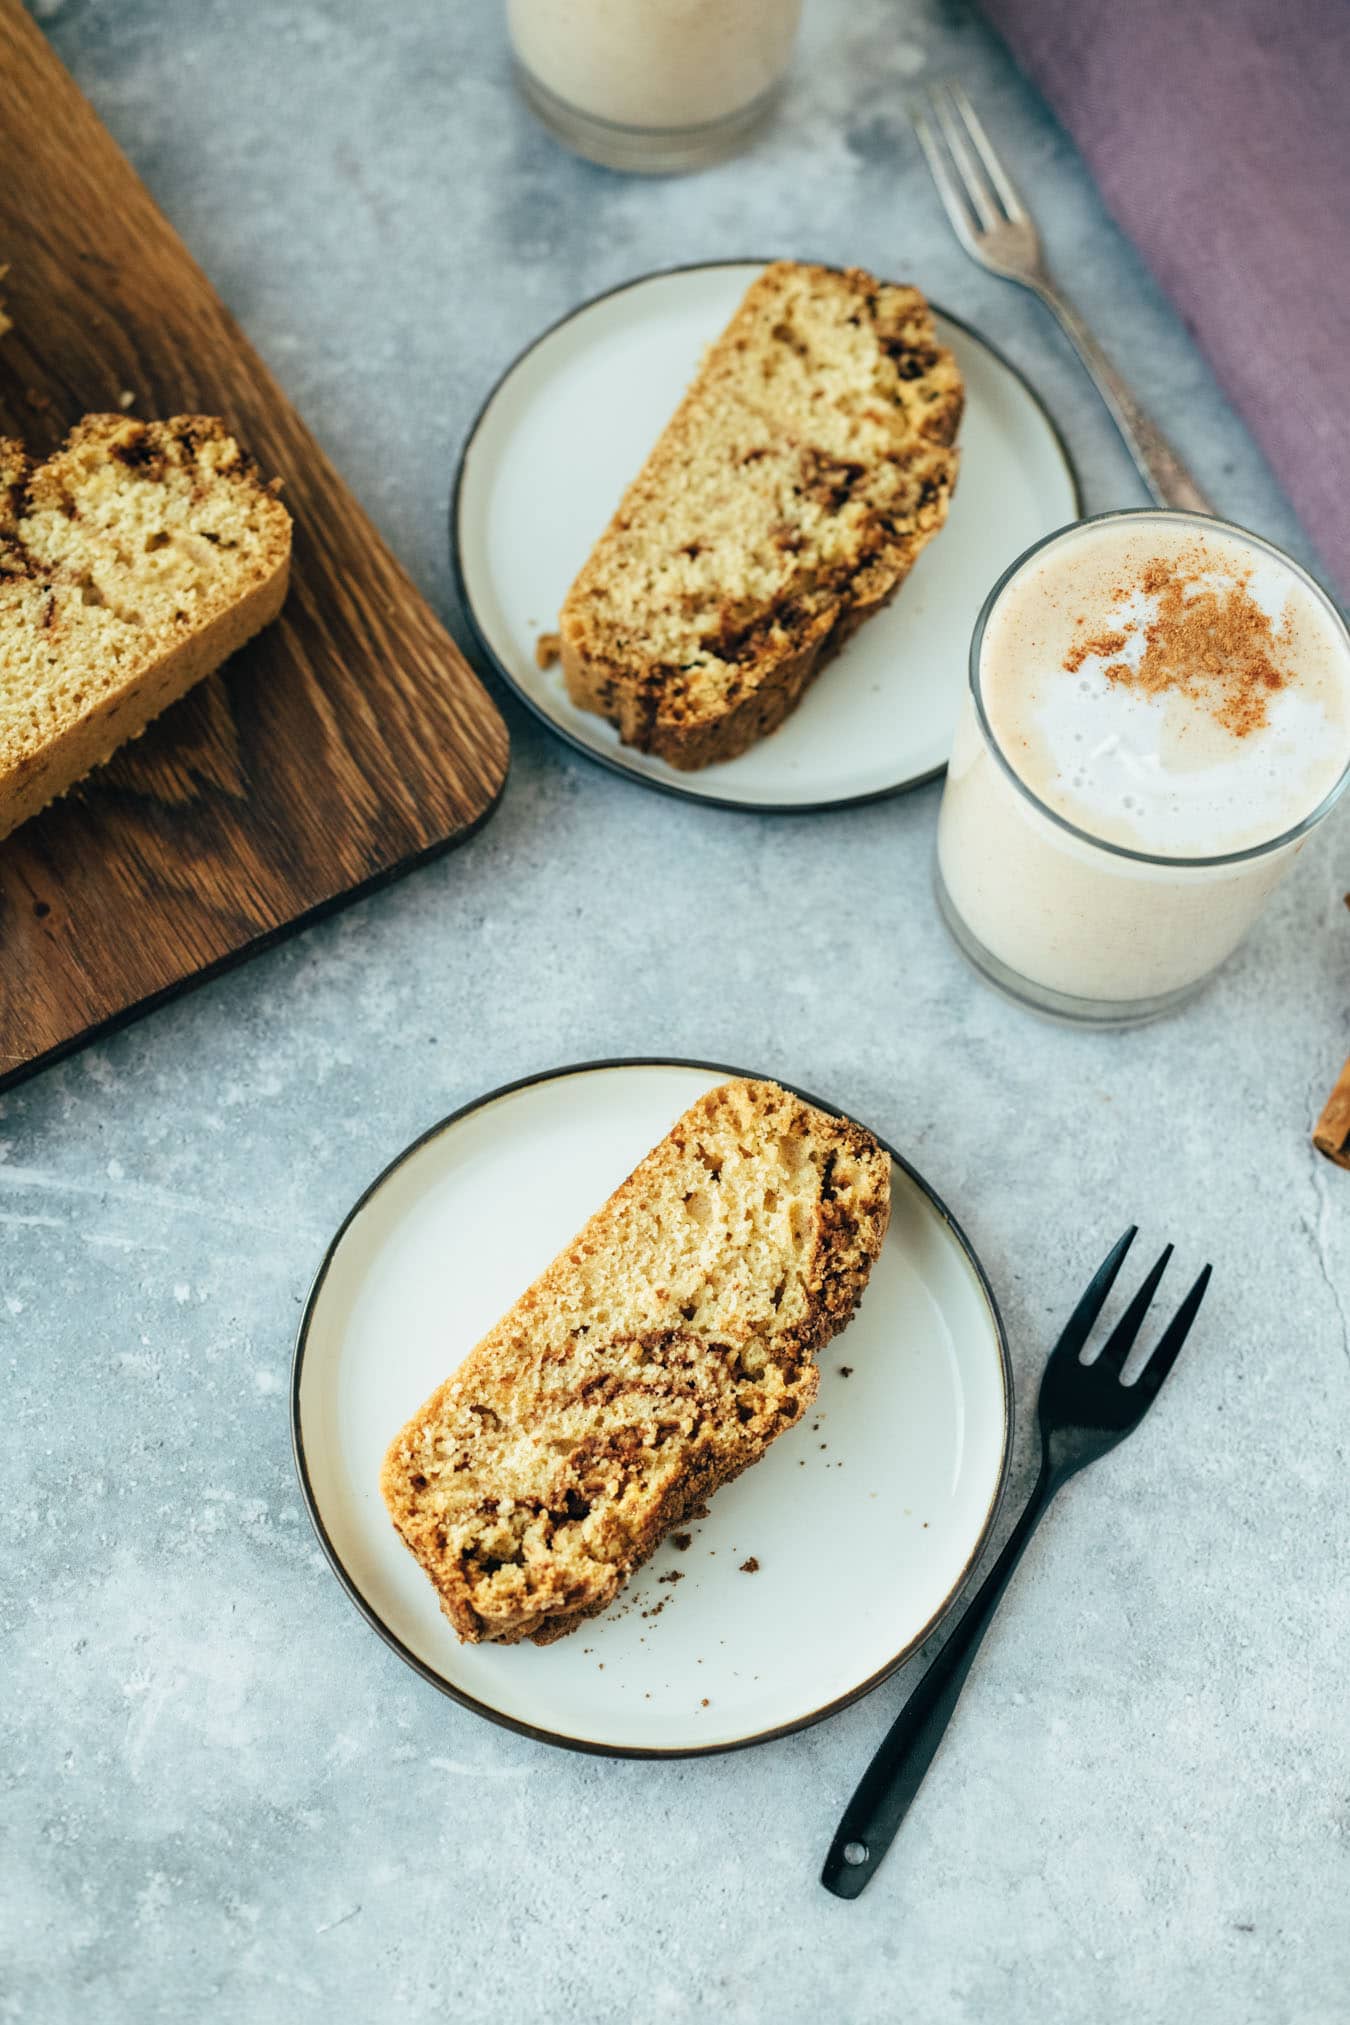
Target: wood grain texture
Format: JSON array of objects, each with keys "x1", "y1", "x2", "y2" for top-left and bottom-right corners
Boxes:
[{"x1": 0, "y1": 1, "x2": 509, "y2": 1093}]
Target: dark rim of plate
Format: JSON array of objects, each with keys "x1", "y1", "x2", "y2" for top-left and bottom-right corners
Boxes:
[
  {"x1": 290, "y1": 1056, "x2": 1015, "y2": 1760},
  {"x1": 447, "y1": 257, "x2": 1084, "y2": 816}
]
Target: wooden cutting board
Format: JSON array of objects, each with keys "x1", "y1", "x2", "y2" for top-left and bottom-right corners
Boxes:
[{"x1": 0, "y1": 3, "x2": 509, "y2": 1095}]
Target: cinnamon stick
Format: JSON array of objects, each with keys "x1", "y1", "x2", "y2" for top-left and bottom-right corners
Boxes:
[{"x1": 1313, "y1": 1054, "x2": 1350, "y2": 1169}]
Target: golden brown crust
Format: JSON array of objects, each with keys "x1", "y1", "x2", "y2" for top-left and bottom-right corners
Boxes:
[
  {"x1": 381, "y1": 1079, "x2": 891, "y2": 1645},
  {"x1": 558, "y1": 261, "x2": 962, "y2": 771},
  {"x1": 0, "y1": 413, "x2": 291, "y2": 841}
]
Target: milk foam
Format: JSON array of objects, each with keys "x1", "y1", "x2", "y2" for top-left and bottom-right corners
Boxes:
[{"x1": 981, "y1": 522, "x2": 1350, "y2": 856}]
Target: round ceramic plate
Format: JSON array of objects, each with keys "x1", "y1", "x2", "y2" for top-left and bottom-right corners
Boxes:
[
  {"x1": 293, "y1": 1060, "x2": 1012, "y2": 1757},
  {"x1": 452, "y1": 261, "x2": 1081, "y2": 811}
]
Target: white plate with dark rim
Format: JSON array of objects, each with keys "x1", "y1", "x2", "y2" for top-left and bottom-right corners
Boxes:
[
  {"x1": 451, "y1": 260, "x2": 1081, "y2": 812},
  {"x1": 293, "y1": 1060, "x2": 1012, "y2": 1757}
]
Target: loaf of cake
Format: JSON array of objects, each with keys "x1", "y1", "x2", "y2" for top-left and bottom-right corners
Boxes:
[
  {"x1": 381, "y1": 1077, "x2": 892, "y2": 1645},
  {"x1": 556, "y1": 261, "x2": 963, "y2": 770},
  {"x1": 0, "y1": 413, "x2": 291, "y2": 841}
]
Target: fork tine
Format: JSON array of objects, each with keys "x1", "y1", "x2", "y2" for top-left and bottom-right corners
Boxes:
[
  {"x1": 1050, "y1": 1226, "x2": 1137, "y2": 1363},
  {"x1": 946, "y1": 81, "x2": 1029, "y2": 223},
  {"x1": 932, "y1": 80, "x2": 1003, "y2": 231},
  {"x1": 1133, "y1": 1264, "x2": 1213, "y2": 1398},
  {"x1": 1094, "y1": 1244, "x2": 1173, "y2": 1374},
  {"x1": 908, "y1": 96, "x2": 984, "y2": 252}
]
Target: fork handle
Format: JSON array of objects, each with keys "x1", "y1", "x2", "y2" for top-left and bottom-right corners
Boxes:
[
  {"x1": 1031, "y1": 277, "x2": 1213, "y2": 515},
  {"x1": 821, "y1": 1455, "x2": 1061, "y2": 1900}
]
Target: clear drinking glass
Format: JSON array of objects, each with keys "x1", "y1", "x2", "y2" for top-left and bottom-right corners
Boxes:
[
  {"x1": 935, "y1": 511, "x2": 1350, "y2": 1026},
  {"x1": 507, "y1": 0, "x2": 803, "y2": 174}
]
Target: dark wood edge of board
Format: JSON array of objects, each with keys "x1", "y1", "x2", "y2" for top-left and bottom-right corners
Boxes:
[{"x1": 0, "y1": 769, "x2": 507, "y2": 1100}]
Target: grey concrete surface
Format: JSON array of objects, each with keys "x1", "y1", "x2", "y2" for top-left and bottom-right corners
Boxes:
[{"x1": 4, "y1": 2, "x2": 1349, "y2": 2020}]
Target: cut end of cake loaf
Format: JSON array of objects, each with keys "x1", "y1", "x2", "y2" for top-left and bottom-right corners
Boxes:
[
  {"x1": 381, "y1": 1078, "x2": 892, "y2": 1646},
  {"x1": 558, "y1": 261, "x2": 963, "y2": 771},
  {"x1": 0, "y1": 413, "x2": 291, "y2": 840}
]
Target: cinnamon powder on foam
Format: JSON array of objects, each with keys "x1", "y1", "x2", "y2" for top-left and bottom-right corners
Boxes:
[{"x1": 1063, "y1": 551, "x2": 1292, "y2": 738}]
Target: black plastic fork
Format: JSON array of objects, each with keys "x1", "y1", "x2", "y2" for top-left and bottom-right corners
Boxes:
[{"x1": 821, "y1": 1227, "x2": 1212, "y2": 1900}]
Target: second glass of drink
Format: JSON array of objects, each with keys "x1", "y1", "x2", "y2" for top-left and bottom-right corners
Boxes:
[{"x1": 936, "y1": 510, "x2": 1350, "y2": 1024}]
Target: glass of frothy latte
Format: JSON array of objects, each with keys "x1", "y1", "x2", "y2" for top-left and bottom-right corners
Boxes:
[{"x1": 936, "y1": 511, "x2": 1350, "y2": 1024}]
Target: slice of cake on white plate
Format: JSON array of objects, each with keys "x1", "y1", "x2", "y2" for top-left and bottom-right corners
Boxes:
[
  {"x1": 555, "y1": 260, "x2": 963, "y2": 770},
  {"x1": 381, "y1": 1077, "x2": 892, "y2": 1645}
]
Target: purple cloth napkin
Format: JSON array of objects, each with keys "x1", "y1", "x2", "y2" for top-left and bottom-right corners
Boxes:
[{"x1": 980, "y1": 0, "x2": 1350, "y2": 599}]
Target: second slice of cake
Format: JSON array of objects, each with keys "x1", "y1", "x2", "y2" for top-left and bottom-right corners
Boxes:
[
  {"x1": 382, "y1": 1078, "x2": 891, "y2": 1646},
  {"x1": 557, "y1": 261, "x2": 963, "y2": 770}
]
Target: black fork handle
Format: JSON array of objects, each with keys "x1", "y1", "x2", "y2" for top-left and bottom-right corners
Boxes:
[{"x1": 821, "y1": 1454, "x2": 1062, "y2": 1898}]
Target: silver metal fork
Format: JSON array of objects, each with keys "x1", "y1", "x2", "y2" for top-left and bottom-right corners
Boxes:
[{"x1": 910, "y1": 80, "x2": 1212, "y2": 515}]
